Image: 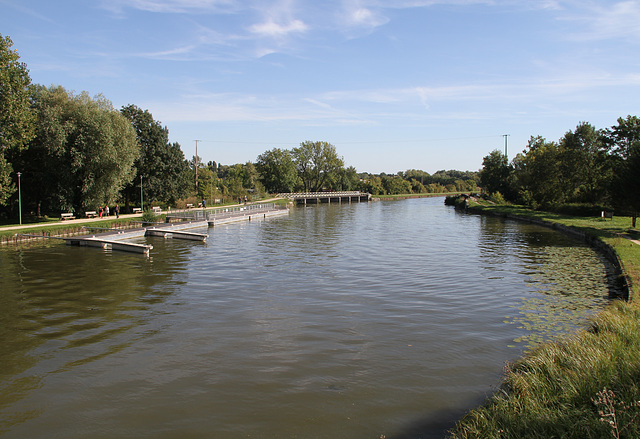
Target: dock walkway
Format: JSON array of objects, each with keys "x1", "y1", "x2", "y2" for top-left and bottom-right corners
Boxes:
[{"x1": 64, "y1": 221, "x2": 209, "y2": 255}]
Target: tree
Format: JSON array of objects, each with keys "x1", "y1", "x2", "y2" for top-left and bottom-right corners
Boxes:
[
  {"x1": 0, "y1": 34, "x2": 35, "y2": 206},
  {"x1": 291, "y1": 141, "x2": 344, "y2": 192},
  {"x1": 558, "y1": 122, "x2": 609, "y2": 204},
  {"x1": 479, "y1": 150, "x2": 512, "y2": 197},
  {"x1": 19, "y1": 86, "x2": 139, "y2": 214},
  {"x1": 256, "y1": 147, "x2": 299, "y2": 193},
  {"x1": 512, "y1": 136, "x2": 562, "y2": 207},
  {"x1": 605, "y1": 116, "x2": 640, "y2": 226},
  {"x1": 120, "y1": 105, "x2": 190, "y2": 208},
  {"x1": 335, "y1": 166, "x2": 360, "y2": 191}
]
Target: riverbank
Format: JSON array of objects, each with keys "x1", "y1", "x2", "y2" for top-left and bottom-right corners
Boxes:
[
  {"x1": 449, "y1": 198, "x2": 640, "y2": 439},
  {"x1": 0, "y1": 198, "x2": 287, "y2": 245}
]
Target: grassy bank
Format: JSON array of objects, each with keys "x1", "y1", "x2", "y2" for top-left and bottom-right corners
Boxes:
[{"x1": 449, "y1": 199, "x2": 640, "y2": 439}]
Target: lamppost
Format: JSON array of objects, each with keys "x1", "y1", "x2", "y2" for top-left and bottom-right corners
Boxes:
[
  {"x1": 140, "y1": 175, "x2": 144, "y2": 211},
  {"x1": 16, "y1": 172, "x2": 22, "y2": 225}
]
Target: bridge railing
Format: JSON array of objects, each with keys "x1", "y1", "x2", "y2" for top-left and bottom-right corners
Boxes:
[
  {"x1": 277, "y1": 191, "x2": 364, "y2": 199},
  {"x1": 167, "y1": 203, "x2": 284, "y2": 221}
]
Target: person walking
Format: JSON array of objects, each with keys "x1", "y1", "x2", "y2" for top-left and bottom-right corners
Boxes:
[{"x1": 115, "y1": 204, "x2": 120, "y2": 219}]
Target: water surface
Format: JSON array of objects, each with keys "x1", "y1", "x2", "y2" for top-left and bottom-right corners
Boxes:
[{"x1": 0, "y1": 198, "x2": 617, "y2": 438}]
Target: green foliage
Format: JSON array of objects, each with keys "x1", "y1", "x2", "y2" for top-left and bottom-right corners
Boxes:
[
  {"x1": 17, "y1": 86, "x2": 139, "y2": 213},
  {"x1": 488, "y1": 191, "x2": 506, "y2": 204},
  {"x1": 479, "y1": 150, "x2": 512, "y2": 196},
  {"x1": 486, "y1": 118, "x2": 639, "y2": 215},
  {"x1": 292, "y1": 141, "x2": 344, "y2": 192},
  {"x1": 141, "y1": 209, "x2": 158, "y2": 224},
  {"x1": 256, "y1": 147, "x2": 299, "y2": 193},
  {"x1": 0, "y1": 34, "x2": 36, "y2": 206},
  {"x1": 120, "y1": 105, "x2": 190, "y2": 207}
]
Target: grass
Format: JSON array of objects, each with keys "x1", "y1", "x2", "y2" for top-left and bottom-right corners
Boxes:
[{"x1": 449, "y1": 199, "x2": 640, "y2": 439}]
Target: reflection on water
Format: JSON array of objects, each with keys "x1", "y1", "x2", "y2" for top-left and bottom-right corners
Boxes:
[{"x1": 0, "y1": 199, "x2": 620, "y2": 438}]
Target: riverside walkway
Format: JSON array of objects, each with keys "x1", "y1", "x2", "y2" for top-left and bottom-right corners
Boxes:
[{"x1": 4, "y1": 200, "x2": 288, "y2": 254}]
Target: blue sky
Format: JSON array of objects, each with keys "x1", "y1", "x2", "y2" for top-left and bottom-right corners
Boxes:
[{"x1": 2, "y1": 0, "x2": 639, "y2": 173}]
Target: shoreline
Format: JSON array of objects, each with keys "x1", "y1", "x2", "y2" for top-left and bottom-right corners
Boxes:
[{"x1": 449, "y1": 198, "x2": 640, "y2": 439}]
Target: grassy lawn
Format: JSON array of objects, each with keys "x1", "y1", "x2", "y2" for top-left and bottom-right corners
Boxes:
[{"x1": 450, "y1": 199, "x2": 640, "y2": 439}]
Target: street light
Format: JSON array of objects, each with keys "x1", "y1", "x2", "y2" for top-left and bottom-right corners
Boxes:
[
  {"x1": 16, "y1": 172, "x2": 22, "y2": 225},
  {"x1": 140, "y1": 175, "x2": 144, "y2": 211}
]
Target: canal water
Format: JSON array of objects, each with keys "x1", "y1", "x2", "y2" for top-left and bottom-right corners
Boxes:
[{"x1": 0, "y1": 198, "x2": 619, "y2": 438}]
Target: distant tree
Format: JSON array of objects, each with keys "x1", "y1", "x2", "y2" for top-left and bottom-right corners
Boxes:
[
  {"x1": 381, "y1": 175, "x2": 412, "y2": 195},
  {"x1": 256, "y1": 148, "x2": 299, "y2": 193},
  {"x1": 292, "y1": 141, "x2": 344, "y2": 192},
  {"x1": 410, "y1": 178, "x2": 426, "y2": 193},
  {"x1": 512, "y1": 136, "x2": 563, "y2": 207},
  {"x1": 603, "y1": 115, "x2": 640, "y2": 159},
  {"x1": 558, "y1": 122, "x2": 609, "y2": 203},
  {"x1": 120, "y1": 105, "x2": 190, "y2": 208},
  {"x1": 335, "y1": 166, "x2": 360, "y2": 191},
  {"x1": 19, "y1": 86, "x2": 139, "y2": 214},
  {"x1": 479, "y1": 150, "x2": 512, "y2": 197},
  {"x1": 358, "y1": 175, "x2": 384, "y2": 195},
  {"x1": 0, "y1": 34, "x2": 36, "y2": 206},
  {"x1": 604, "y1": 116, "x2": 640, "y2": 226}
]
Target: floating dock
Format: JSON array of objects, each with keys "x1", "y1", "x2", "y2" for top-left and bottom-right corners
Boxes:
[{"x1": 64, "y1": 221, "x2": 208, "y2": 254}]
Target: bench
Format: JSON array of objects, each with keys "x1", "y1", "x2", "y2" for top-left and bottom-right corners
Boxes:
[
  {"x1": 152, "y1": 206, "x2": 162, "y2": 213},
  {"x1": 186, "y1": 203, "x2": 194, "y2": 209},
  {"x1": 132, "y1": 207, "x2": 142, "y2": 214},
  {"x1": 84, "y1": 211, "x2": 97, "y2": 218},
  {"x1": 60, "y1": 213, "x2": 76, "y2": 220},
  {"x1": 602, "y1": 211, "x2": 614, "y2": 220}
]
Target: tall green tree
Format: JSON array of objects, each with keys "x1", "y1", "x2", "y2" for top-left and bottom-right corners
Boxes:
[
  {"x1": 256, "y1": 147, "x2": 299, "y2": 193},
  {"x1": 120, "y1": 105, "x2": 190, "y2": 208},
  {"x1": 604, "y1": 116, "x2": 640, "y2": 226},
  {"x1": 19, "y1": 86, "x2": 139, "y2": 214},
  {"x1": 291, "y1": 141, "x2": 344, "y2": 192},
  {"x1": 558, "y1": 122, "x2": 609, "y2": 203},
  {"x1": 479, "y1": 150, "x2": 512, "y2": 196},
  {"x1": 512, "y1": 136, "x2": 562, "y2": 207},
  {"x1": 0, "y1": 34, "x2": 35, "y2": 206}
]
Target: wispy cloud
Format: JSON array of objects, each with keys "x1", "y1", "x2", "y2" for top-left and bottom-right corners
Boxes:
[
  {"x1": 101, "y1": 0, "x2": 238, "y2": 14},
  {"x1": 248, "y1": 19, "x2": 308, "y2": 37},
  {"x1": 567, "y1": 0, "x2": 640, "y2": 42}
]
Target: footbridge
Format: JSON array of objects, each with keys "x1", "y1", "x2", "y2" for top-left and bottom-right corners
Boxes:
[{"x1": 278, "y1": 191, "x2": 371, "y2": 205}]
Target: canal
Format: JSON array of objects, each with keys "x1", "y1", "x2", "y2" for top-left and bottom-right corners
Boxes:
[{"x1": 0, "y1": 197, "x2": 620, "y2": 438}]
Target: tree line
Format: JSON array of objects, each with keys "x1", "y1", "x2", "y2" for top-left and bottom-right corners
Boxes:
[
  {"x1": 479, "y1": 118, "x2": 640, "y2": 225},
  {"x1": 1, "y1": 34, "x2": 475, "y2": 220}
]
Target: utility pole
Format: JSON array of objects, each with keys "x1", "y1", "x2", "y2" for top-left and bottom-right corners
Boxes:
[
  {"x1": 140, "y1": 175, "x2": 144, "y2": 211},
  {"x1": 16, "y1": 172, "x2": 22, "y2": 225},
  {"x1": 503, "y1": 134, "x2": 510, "y2": 158},
  {"x1": 194, "y1": 140, "x2": 200, "y2": 192}
]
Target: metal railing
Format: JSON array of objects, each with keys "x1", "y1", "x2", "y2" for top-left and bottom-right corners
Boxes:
[
  {"x1": 167, "y1": 203, "x2": 285, "y2": 221},
  {"x1": 277, "y1": 191, "x2": 364, "y2": 199}
]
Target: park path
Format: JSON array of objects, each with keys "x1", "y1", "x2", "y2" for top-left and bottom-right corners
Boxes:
[{"x1": 0, "y1": 198, "x2": 284, "y2": 233}]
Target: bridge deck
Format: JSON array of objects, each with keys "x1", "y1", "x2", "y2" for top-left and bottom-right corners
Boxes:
[{"x1": 277, "y1": 192, "x2": 371, "y2": 205}]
